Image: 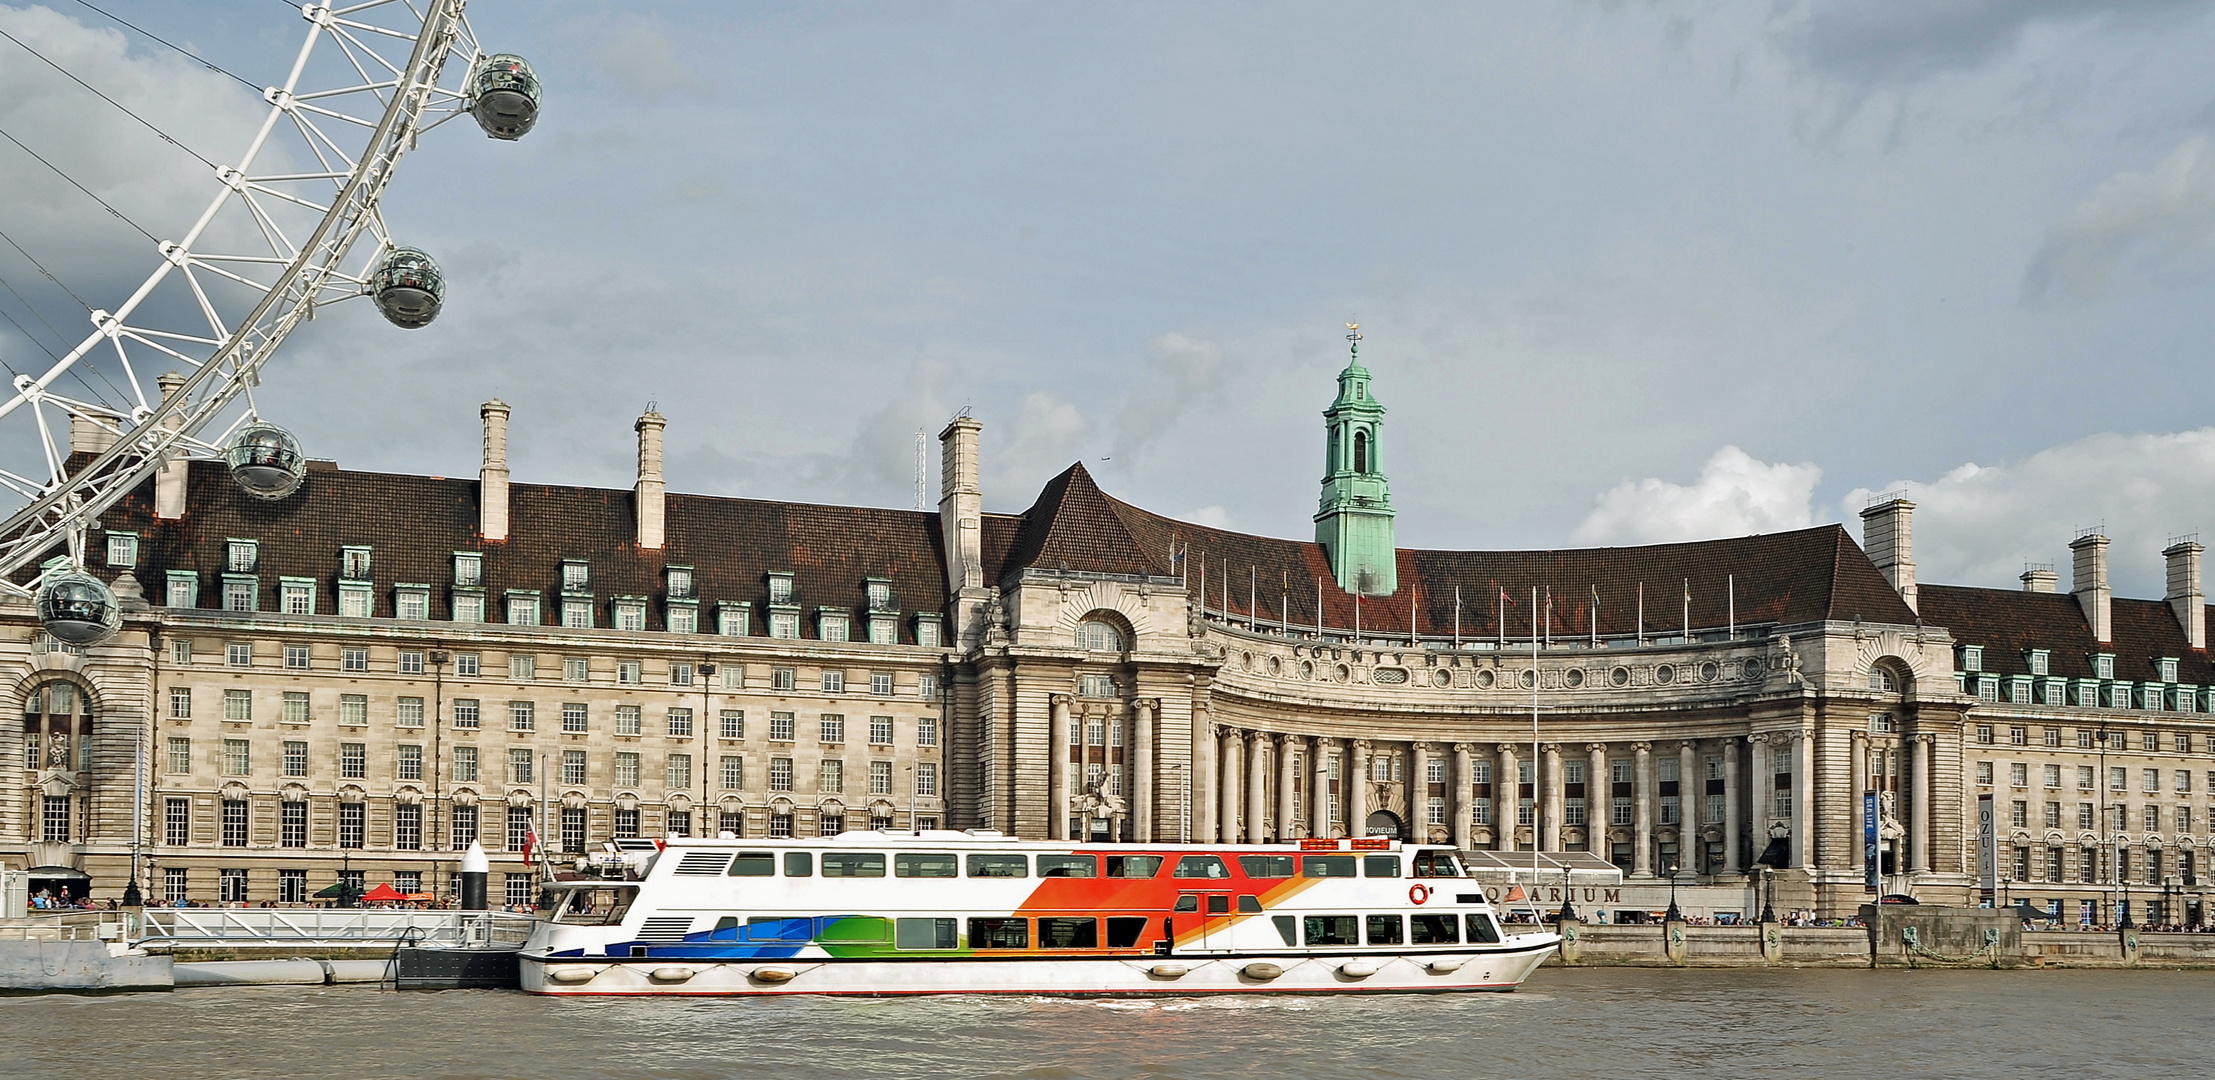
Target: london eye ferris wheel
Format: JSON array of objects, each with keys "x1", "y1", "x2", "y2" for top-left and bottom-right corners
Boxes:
[{"x1": 0, "y1": 0, "x2": 540, "y2": 647}]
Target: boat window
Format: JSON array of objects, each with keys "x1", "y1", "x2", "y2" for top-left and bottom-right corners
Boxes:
[
  {"x1": 1206, "y1": 895, "x2": 1230, "y2": 914},
  {"x1": 1466, "y1": 913, "x2": 1502, "y2": 944},
  {"x1": 821, "y1": 852, "x2": 884, "y2": 878},
  {"x1": 1366, "y1": 914, "x2": 1404, "y2": 945},
  {"x1": 1038, "y1": 917, "x2": 1098, "y2": 948},
  {"x1": 968, "y1": 917, "x2": 1029, "y2": 950},
  {"x1": 1039, "y1": 854, "x2": 1097, "y2": 877},
  {"x1": 1105, "y1": 854, "x2": 1163, "y2": 878},
  {"x1": 1173, "y1": 895, "x2": 1199, "y2": 912},
  {"x1": 1172, "y1": 855, "x2": 1229, "y2": 879},
  {"x1": 1412, "y1": 850, "x2": 1462, "y2": 878},
  {"x1": 894, "y1": 852, "x2": 958, "y2": 878},
  {"x1": 1237, "y1": 854, "x2": 1294, "y2": 878},
  {"x1": 1411, "y1": 913, "x2": 1459, "y2": 944},
  {"x1": 967, "y1": 854, "x2": 1028, "y2": 878},
  {"x1": 1302, "y1": 855, "x2": 1355, "y2": 878},
  {"x1": 895, "y1": 917, "x2": 959, "y2": 949},
  {"x1": 784, "y1": 852, "x2": 813, "y2": 877},
  {"x1": 711, "y1": 916, "x2": 740, "y2": 937},
  {"x1": 1237, "y1": 895, "x2": 1262, "y2": 914},
  {"x1": 746, "y1": 916, "x2": 813, "y2": 942},
  {"x1": 728, "y1": 852, "x2": 776, "y2": 877},
  {"x1": 819, "y1": 916, "x2": 890, "y2": 943},
  {"x1": 552, "y1": 886, "x2": 635, "y2": 924},
  {"x1": 1271, "y1": 915, "x2": 1297, "y2": 946},
  {"x1": 1362, "y1": 854, "x2": 1401, "y2": 879},
  {"x1": 1303, "y1": 915, "x2": 1358, "y2": 946},
  {"x1": 1105, "y1": 916, "x2": 1149, "y2": 949}
]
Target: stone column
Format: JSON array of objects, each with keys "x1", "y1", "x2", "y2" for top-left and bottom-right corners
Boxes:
[
  {"x1": 1409, "y1": 742, "x2": 1429, "y2": 841},
  {"x1": 1911, "y1": 733, "x2": 1933, "y2": 874},
  {"x1": 1749, "y1": 734, "x2": 1771, "y2": 841},
  {"x1": 1849, "y1": 731, "x2": 1868, "y2": 878},
  {"x1": 1679, "y1": 740, "x2": 1700, "y2": 872},
  {"x1": 1219, "y1": 729, "x2": 1242, "y2": 844},
  {"x1": 1541, "y1": 743, "x2": 1563, "y2": 852},
  {"x1": 1586, "y1": 742, "x2": 1608, "y2": 852},
  {"x1": 1192, "y1": 707, "x2": 1216, "y2": 844},
  {"x1": 1722, "y1": 737, "x2": 1742, "y2": 874},
  {"x1": 1794, "y1": 729, "x2": 1814, "y2": 870},
  {"x1": 1496, "y1": 743, "x2": 1519, "y2": 851},
  {"x1": 1132, "y1": 699, "x2": 1156, "y2": 841},
  {"x1": 1452, "y1": 743, "x2": 1476, "y2": 851},
  {"x1": 1048, "y1": 694, "x2": 1072, "y2": 841},
  {"x1": 1302, "y1": 739, "x2": 1320, "y2": 840},
  {"x1": 1246, "y1": 731, "x2": 1269, "y2": 843},
  {"x1": 1348, "y1": 740, "x2": 1370, "y2": 838},
  {"x1": 1632, "y1": 742, "x2": 1654, "y2": 877},
  {"x1": 1276, "y1": 733, "x2": 1299, "y2": 840}
]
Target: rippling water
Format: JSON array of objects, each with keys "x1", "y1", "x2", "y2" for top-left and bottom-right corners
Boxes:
[{"x1": 9, "y1": 968, "x2": 2209, "y2": 1079}]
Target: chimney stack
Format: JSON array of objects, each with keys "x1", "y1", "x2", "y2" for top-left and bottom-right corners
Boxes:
[
  {"x1": 68, "y1": 411, "x2": 117, "y2": 457},
  {"x1": 479, "y1": 399, "x2": 510, "y2": 542},
  {"x1": 2071, "y1": 531, "x2": 2112, "y2": 644},
  {"x1": 634, "y1": 409, "x2": 666, "y2": 550},
  {"x1": 2166, "y1": 538, "x2": 2206, "y2": 651},
  {"x1": 2020, "y1": 565, "x2": 2057, "y2": 593},
  {"x1": 1859, "y1": 497, "x2": 1917, "y2": 613},
  {"x1": 939, "y1": 416, "x2": 986, "y2": 646},
  {"x1": 155, "y1": 372, "x2": 187, "y2": 520}
]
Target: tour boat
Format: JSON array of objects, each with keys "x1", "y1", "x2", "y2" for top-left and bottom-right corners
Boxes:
[{"x1": 516, "y1": 830, "x2": 1559, "y2": 996}]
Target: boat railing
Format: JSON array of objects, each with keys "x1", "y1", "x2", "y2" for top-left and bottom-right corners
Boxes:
[
  {"x1": 0, "y1": 908, "x2": 137, "y2": 942},
  {"x1": 135, "y1": 908, "x2": 539, "y2": 949}
]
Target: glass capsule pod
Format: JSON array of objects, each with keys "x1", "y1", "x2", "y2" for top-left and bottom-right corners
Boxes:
[
  {"x1": 226, "y1": 421, "x2": 306, "y2": 500},
  {"x1": 38, "y1": 568, "x2": 120, "y2": 646},
  {"x1": 471, "y1": 53, "x2": 542, "y2": 140},
  {"x1": 370, "y1": 247, "x2": 445, "y2": 329}
]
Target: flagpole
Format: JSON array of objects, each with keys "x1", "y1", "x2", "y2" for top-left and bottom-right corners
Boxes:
[
  {"x1": 1531, "y1": 584, "x2": 1541, "y2": 920},
  {"x1": 1728, "y1": 574, "x2": 1736, "y2": 639},
  {"x1": 1590, "y1": 585, "x2": 1598, "y2": 648},
  {"x1": 1683, "y1": 578, "x2": 1690, "y2": 642},
  {"x1": 1316, "y1": 576, "x2": 1323, "y2": 638},
  {"x1": 1637, "y1": 583, "x2": 1644, "y2": 647},
  {"x1": 1249, "y1": 565, "x2": 1257, "y2": 631},
  {"x1": 1454, "y1": 585, "x2": 1462, "y2": 649}
]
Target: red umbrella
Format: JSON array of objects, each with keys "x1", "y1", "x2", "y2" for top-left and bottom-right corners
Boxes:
[{"x1": 358, "y1": 883, "x2": 407, "y2": 903}]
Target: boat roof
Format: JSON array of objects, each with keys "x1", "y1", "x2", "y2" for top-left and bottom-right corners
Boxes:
[{"x1": 659, "y1": 830, "x2": 1453, "y2": 851}]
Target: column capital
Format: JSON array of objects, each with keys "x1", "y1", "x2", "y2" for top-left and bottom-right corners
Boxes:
[
  {"x1": 1453, "y1": 742, "x2": 1476, "y2": 755},
  {"x1": 1631, "y1": 741, "x2": 1652, "y2": 753},
  {"x1": 1246, "y1": 729, "x2": 1269, "y2": 746},
  {"x1": 1495, "y1": 743, "x2": 1520, "y2": 756},
  {"x1": 1135, "y1": 697, "x2": 1160, "y2": 712},
  {"x1": 1677, "y1": 740, "x2": 1700, "y2": 753},
  {"x1": 1050, "y1": 693, "x2": 1073, "y2": 708},
  {"x1": 1540, "y1": 742, "x2": 1562, "y2": 755},
  {"x1": 1910, "y1": 732, "x2": 1936, "y2": 745},
  {"x1": 1585, "y1": 742, "x2": 1608, "y2": 754},
  {"x1": 1352, "y1": 739, "x2": 1372, "y2": 752}
]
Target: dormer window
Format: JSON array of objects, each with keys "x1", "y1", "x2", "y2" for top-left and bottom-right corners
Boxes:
[
  {"x1": 394, "y1": 585, "x2": 430, "y2": 621},
  {"x1": 717, "y1": 602, "x2": 751, "y2": 637},
  {"x1": 915, "y1": 615, "x2": 941, "y2": 649},
  {"x1": 105, "y1": 532, "x2": 138, "y2": 568},
  {"x1": 2028, "y1": 649, "x2": 2050, "y2": 676},
  {"x1": 768, "y1": 572, "x2": 794, "y2": 605},
  {"x1": 339, "y1": 546, "x2": 370, "y2": 581},
  {"x1": 1960, "y1": 646, "x2": 1983, "y2": 673},
  {"x1": 866, "y1": 578, "x2": 892, "y2": 611},
  {"x1": 2159, "y1": 658, "x2": 2180, "y2": 683},
  {"x1": 666, "y1": 567, "x2": 694, "y2": 599},
  {"x1": 612, "y1": 598, "x2": 647, "y2": 632},
  {"x1": 506, "y1": 591, "x2": 540, "y2": 626},
  {"x1": 818, "y1": 609, "x2": 849, "y2": 643},
  {"x1": 561, "y1": 560, "x2": 590, "y2": 594},
  {"x1": 453, "y1": 552, "x2": 483, "y2": 587},
  {"x1": 227, "y1": 539, "x2": 259, "y2": 574},
  {"x1": 2094, "y1": 654, "x2": 2115, "y2": 681}
]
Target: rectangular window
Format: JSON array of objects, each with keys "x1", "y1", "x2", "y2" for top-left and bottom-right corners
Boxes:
[
  {"x1": 340, "y1": 742, "x2": 365, "y2": 779},
  {"x1": 396, "y1": 587, "x2": 429, "y2": 620},
  {"x1": 2044, "y1": 764, "x2": 2061, "y2": 788},
  {"x1": 282, "y1": 739, "x2": 308, "y2": 777},
  {"x1": 722, "y1": 754, "x2": 744, "y2": 790},
  {"x1": 167, "y1": 737, "x2": 191, "y2": 774},
  {"x1": 453, "y1": 745, "x2": 479, "y2": 782},
  {"x1": 221, "y1": 799, "x2": 249, "y2": 847},
  {"x1": 615, "y1": 752, "x2": 640, "y2": 786},
  {"x1": 871, "y1": 759, "x2": 894, "y2": 795},
  {"x1": 561, "y1": 807, "x2": 587, "y2": 853},
  {"x1": 819, "y1": 613, "x2": 849, "y2": 642},
  {"x1": 770, "y1": 757, "x2": 794, "y2": 791},
  {"x1": 226, "y1": 642, "x2": 253, "y2": 667},
  {"x1": 668, "y1": 708, "x2": 693, "y2": 737},
  {"x1": 510, "y1": 748, "x2": 534, "y2": 784},
  {"x1": 450, "y1": 804, "x2": 478, "y2": 849},
  {"x1": 222, "y1": 737, "x2": 251, "y2": 775},
  {"x1": 669, "y1": 662, "x2": 694, "y2": 687},
  {"x1": 823, "y1": 670, "x2": 845, "y2": 694},
  {"x1": 275, "y1": 800, "x2": 306, "y2": 849},
  {"x1": 607, "y1": 704, "x2": 639, "y2": 736},
  {"x1": 221, "y1": 576, "x2": 257, "y2": 612},
  {"x1": 721, "y1": 665, "x2": 745, "y2": 689},
  {"x1": 341, "y1": 647, "x2": 368, "y2": 672},
  {"x1": 917, "y1": 717, "x2": 939, "y2": 747},
  {"x1": 720, "y1": 709, "x2": 744, "y2": 739},
  {"x1": 338, "y1": 802, "x2": 364, "y2": 849},
  {"x1": 821, "y1": 715, "x2": 845, "y2": 743},
  {"x1": 617, "y1": 661, "x2": 642, "y2": 685},
  {"x1": 821, "y1": 758, "x2": 844, "y2": 794},
  {"x1": 770, "y1": 612, "x2": 799, "y2": 639},
  {"x1": 770, "y1": 712, "x2": 796, "y2": 741},
  {"x1": 163, "y1": 798, "x2": 190, "y2": 846},
  {"x1": 916, "y1": 760, "x2": 938, "y2": 796},
  {"x1": 2010, "y1": 762, "x2": 2028, "y2": 787},
  {"x1": 916, "y1": 618, "x2": 941, "y2": 648},
  {"x1": 338, "y1": 585, "x2": 371, "y2": 618},
  {"x1": 454, "y1": 699, "x2": 480, "y2": 729},
  {"x1": 668, "y1": 605, "x2": 699, "y2": 634},
  {"x1": 339, "y1": 694, "x2": 367, "y2": 726},
  {"x1": 869, "y1": 715, "x2": 894, "y2": 745},
  {"x1": 510, "y1": 701, "x2": 535, "y2": 732},
  {"x1": 2079, "y1": 765, "x2": 2095, "y2": 790},
  {"x1": 281, "y1": 691, "x2": 310, "y2": 724},
  {"x1": 505, "y1": 593, "x2": 540, "y2": 626},
  {"x1": 393, "y1": 803, "x2": 422, "y2": 851},
  {"x1": 399, "y1": 743, "x2": 423, "y2": 781},
  {"x1": 562, "y1": 702, "x2": 588, "y2": 733},
  {"x1": 919, "y1": 674, "x2": 940, "y2": 701},
  {"x1": 613, "y1": 808, "x2": 639, "y2": 838},
  {"x1": 563, "y1": 749, "x2": 587, "y2": 786},
  {"x1": 717, "y1": 603, "x2": 751, "y2": 637},
  {"x1": 506, "y1": 654, "x2": 536, "y2": 680},
  {"x1": 282, "y1": 644, "x2": 310, "y2": 670},
  {"x1": 507, "y1": 806, "x2": 532, "y2": 853},
  {"x1": 169, "y1": 687, "x2": 192, "y2": 720},
  {"x1": 396, "y1": 696, "x2": 424, "y2": 728},
  {"x1": 450, "y1": 592, "x2": 484, "y2": 623},
  {"x1": 668, "y1": 753, "x2": 692, "y2": 789},
  {"x1": 167, "y1": 572, "x2": 198, "y2": 609},
  {"x1": 614, "y1": 600, "x2": 646, "y2": 632},
  {"x1": 563, "y1": 657, "x2": 589, "y2": 682}
]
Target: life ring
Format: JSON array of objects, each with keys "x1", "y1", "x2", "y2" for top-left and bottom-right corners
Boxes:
[{"x1": 1409, "y1": 883, "x2": 1432, "y2": 905}]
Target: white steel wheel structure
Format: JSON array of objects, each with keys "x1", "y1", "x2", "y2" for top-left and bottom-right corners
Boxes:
[{"x1": 0, "y1": 0, "x2": 537, "y2": 645}]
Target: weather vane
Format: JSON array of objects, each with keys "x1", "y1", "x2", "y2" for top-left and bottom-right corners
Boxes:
[{"x1": 1346, "y1": 319, "x2": 1360, "y2": 360}]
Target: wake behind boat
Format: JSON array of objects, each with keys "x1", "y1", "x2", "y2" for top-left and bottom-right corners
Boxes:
[{"x1": 517, "y1": 830, "x2": 1558, "y2": 996}]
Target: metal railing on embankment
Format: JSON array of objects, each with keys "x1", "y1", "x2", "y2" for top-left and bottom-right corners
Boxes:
[
  {"x1": 135, "y1": 909, "x2": 537, "y2": 951},
  {"x1": 0, "y1": 908, "x2": 138, "y2": 942}
]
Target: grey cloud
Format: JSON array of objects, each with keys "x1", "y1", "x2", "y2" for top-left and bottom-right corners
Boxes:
[
  {"x1": 2023, "y1": 136, "x2": 2215, "y2": 302},
  {"x1": 1781, "y1": 0, "x2": 2210, "y2": 87},
  {"x1": 1110, "y1": 332, "x2": 1240, "y2": 465},
  {"x1": 594, "y1": 25, "x2": 708, "y2": 102}
]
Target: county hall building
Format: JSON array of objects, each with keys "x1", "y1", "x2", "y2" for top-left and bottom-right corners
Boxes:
[{"x1": 6, "y1": 347, "x2": 2211, "y2": 923}]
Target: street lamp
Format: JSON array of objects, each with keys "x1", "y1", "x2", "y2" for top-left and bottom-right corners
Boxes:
[
  {"x1": 1665, "y1": 862, "x2": 1683, "y2": 922},
  {"x1": 340, "y1": 848, "x2": 356, "y2": 909},
  {"x1": 1760, "y1": 865, "x2": 1776, "y2": 924}
]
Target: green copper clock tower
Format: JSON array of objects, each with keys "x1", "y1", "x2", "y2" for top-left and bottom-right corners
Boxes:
[{"x1": 1314, "y1": 323, "x2": 1397, "y2": 597}]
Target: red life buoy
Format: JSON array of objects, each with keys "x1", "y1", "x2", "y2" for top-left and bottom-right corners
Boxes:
[{"x1": 1409, "y1": 884, "x2": 1431, "y2": 905}]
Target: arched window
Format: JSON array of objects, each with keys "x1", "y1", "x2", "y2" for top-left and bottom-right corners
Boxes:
[
  {"x1": 1075, "y1": 620, "x2": 1124, "y2": 652},
  {"x1": 24, "y1": 680, "x2": 92, "y2": 775},
  {"x1": 1353, "y1": 430, "x2": 1367, "y2": 474},
  {"x1": 1869, "y1": 663, "x2": 1906, "y2": 693}
]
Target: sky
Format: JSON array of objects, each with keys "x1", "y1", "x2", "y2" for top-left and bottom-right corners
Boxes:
[{"x1": 2, "y1": 1, "x2": 2214, "y2": 599}]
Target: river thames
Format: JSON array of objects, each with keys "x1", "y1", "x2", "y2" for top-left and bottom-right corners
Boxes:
[{"x1": 8, "y1": 968, "x2": 2209, "y2": 1079}]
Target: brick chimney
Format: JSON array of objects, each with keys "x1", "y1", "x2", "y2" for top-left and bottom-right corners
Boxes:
[
  {"x1": 2166, "y1": 539, "x2": 2206, "y2": 651},
  {"x1": 155, "y1": 372, "x2": 188, "y2": 520},
  {"x1": 2071, "y1": 531, "x2": 2111, "y2": 644},
  {"x1": 479, "y1": 399, "x2": 510, "y2": 542},
  {"x1": 634, "y1": 409, "x2": 666, "y2": 550},
  {"x1": 68, "y1": 411, "x2": 117, "y2": 456},
  {"x1": 939, "y1": 415, "x2": 986, "y2": 645},
  {"x1": 1859, "y1": 497, "x2": 1917, "y2": 614},
  {"x1": 2020, "y1": 565, "x2": 2057, "y2": 593}
]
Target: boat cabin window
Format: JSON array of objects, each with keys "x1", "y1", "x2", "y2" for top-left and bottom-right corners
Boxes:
[
  {"x1": 1105, "y1": 854, "x2": 1163, "y2": 878},
  {"x1": 895, "y1": 917, "x2": 959, "y2": 949},
  {"x1": 1173, "y1": 895, "x2": 1199, "y2": 912},
  {"x1": 820, "y1": 916, "x2": 889, "y2": 943},
  {"x1": 1302, "y1": 854, "x2": 1356, "y2": 878},
  {"x1": 1039, "y1": 854, "x2": 1097, "y2": 877},
  {"x1": 728, "y1": 852, "x2": 776, "y2": 877},
  {"x1": 785, "y1": 852, "x2": 813, "y2": 877},
  {"x1": 968, "y1": 854, "x2": 1028, "y2": 878},
  {"x1": 1105, "y1": 916, "x2": 1149, "y2": 948},
  {"x1": 968, "y1": 917, "x2": 1028, "y2": 949},
  {"x1": 895, "y1": 852, "x2": 958, "y2": 878},
  {"x1": 1366, "y1": 914, "x2": 1403, "y2": 945},
  {"x1": 821, "y1": 852, "x2": 884, "y2": 877},
  {"x1": 1411, "y1": 913, "x2": 1459, "y2": 944},
  {"x1": 1038, "y1": 917, "x2": 1097, "y2": 948},
  {"x1": 1237, "y1": 854, "x2": 1294, "y2": 878},
  {"x1": 1412, "y1": 850, "x2": 1462, "y2": 877},
  {"x1": 748, "y1": 916, "x2": 813, "y2": 942},
  {"x1": 1271, "y1": 915, "x2": 1297, "y2": 945},
  {"x1": 550, "y1": 886, "x2": 634, "y2": 924},
  {"x1": 1171, "y1": 855, "x2": 1230, "y2": 879},
  {"x1": 1304, "y1": 915, "x2": 1358, "y2": 946},
  {"x1": 1466, "y1": 913, "x2": 1502, "y2": 944},
  {"x1": 1362, "y1": 855, "x2": 1401, "y2": 878},
  {"x1": 1237, "y1": 895, "x2": 1262, "y2": 913}
]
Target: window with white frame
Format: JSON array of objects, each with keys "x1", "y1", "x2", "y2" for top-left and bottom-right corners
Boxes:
[
  {"x1": 668, "y1": 604, "x2": 698, "y2": 634},
  {"x1": 398, "y1": 697, "x2": 424, "y2": 727},
  {"x1": 917, "y1": 717, "x2": 938, "y2": 747},
  {"x1": 721, "y1": 665, "x2": 745, "y2": 689},
  {"x1": 340, "y1": 695, "x2": 367, "y2": 725},
  {"x1": 395, "y1": 586, "x2": 429, "y2": 620},
  {"x1": 561, "y1": 560, "x2": 590, "y2": 593},
  {"x1": 563, "y1": 656, "x2": 588, "y2": 682},
  {"x1": 821, "y1": 715, "x2": 845, "y2": 743},
  {"x1": 617, "y1": 660, "x2": 642, "y2": 685},
  {"x1": 823, "y1": 670, "x2": 845, "y2": 694},
  {"x1": 670, "y1": 663, "x2": 694, "y2": 686},
  {"x1": 166, "y1": 571, "x2": 198, "y2": 609},
  {"x1": 818, "y1": 611, "x2": 849, "y2": 642},
  {"x1": 340, "y1": 546, "x2": 370, "y2": 580},
  {"x1": 667, "y1": 753, "x2": 691, "y2": 789},
  {"x1": 510, "y1": 654, "x2": 536, "y2": 680},
  {"x1": 226, "y1": 538, "x2": 258, "y2": 573},
  {"x1": 453, "y1": 551, "x2": 482, "y2": 587},
  {"x1": 280, "y1": 579, "x2": 315, "y2": 615},
  {"x1": 916, "y1": 760, "x2": 938, "y2": 796},
  {"x1": 820, "y1": 757, "x2": 842, "y2": 793},
  {"x1": 668, "y1": 708, "x2": 693, "y2": 737},
  {"x1": 339, "y1": 584, "x2": 371, "y2": 618},
  {"x1": 717, "y1": 602, "x2": 751, "y2": 637},
  {"x1": 2029, "y1": 649, "x2": 2050, "y2": 676},
  {"x1": 769, "y1": 611, "x2": 799, "y2": 639},
  {"x1": 870, "y1": 671, "x2": 894, "y2": 696},
  {"x1": 510, "y1": 701, "x2": 535, "y2": 731},
  {"x1": 614, "y1": 752, "x2": 640, "y2": 785},
  {"x1": 916, "y1": 617, "x2": 941, "y2": 648},
  {"x1": 507, "y1": 593, "x2": 540, "y2": 626},
  {"x1": 720, "y1": 709, "x2": 743, "y2": 739},
  {"x1": 615, "y1": 704, "x2": 642, "y2": 736},
  {"x1": 919, "y1": 673, "x2": 940, "y2": 701},
  {"x1": 169, "y1": 687, "x2": 191, "y2": 719},
  {"x1": 399, "y1": 650, "x2": 424, "y2": 674},
  {"x1": 868, "y1": 615, "x2": 896, "y2": 645},
  {"x1": 452, "y1": 591, "x2": 485, "y2": 623},
  {"x1": 869, "y1": 715, "x2": 894, "y2": 744},
  {"x1": 222, "y1": 576, "x2": 257, "y2": 612},
  {"x1": 455, "y1": 652, "x2": 480, "y2": 677},
  {"x1": 769, "y1": 712, "x2": 796, "y2": 741},
  {"x1": 105, "y1": 531, "x2": 138, "y2": 567},
  {"x1": 453, "y1": 699, "x2": 480, "y2": 729},
  {"x1": 768, "y1": 573, "x2": 794, "y2": 604},
  {"x1": 562, "y1": 703, "x2": 587, "y2": 733},
  {"x1": 769, "y1": 757, "x2": 793, "y2": 791},
  {"x1": 562, "y1": 600, "x2": 592, "y2": 628},
  {"x1": 870, "y1": 759, "x2": 893, "y2": 795},
  {"x1": 613, "y1": 599, "x2": 646, "y2": 632},
  {"x1": 341, "y1": 647, "x2": 368, "y2": 672}
]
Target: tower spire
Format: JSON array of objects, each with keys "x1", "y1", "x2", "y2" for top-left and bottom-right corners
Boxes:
[{"x1": 1314, "y1": 321, "x2": 1396, "y2": 597}]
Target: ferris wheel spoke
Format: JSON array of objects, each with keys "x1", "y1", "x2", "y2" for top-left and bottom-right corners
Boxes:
[
  {"x1": 98, "y1": 334, "x2": 153, "y2": 417},
  {"x1": 239, "y1": 181, "x2": 337, "y2": 218}
]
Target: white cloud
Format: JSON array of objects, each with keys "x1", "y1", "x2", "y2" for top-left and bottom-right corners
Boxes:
[
  {"x1": 1572, "y1": 446, "x2": 1823, "y2": 546},
  {"x1": 2023, "y1": 136, "x2": 2215, "y2": 302},
  {"x1": 594, "y1": 25, "x2": 707, "y2": 102},
  {"x1": 1845, "y1": 427, "x2": 2215, "y2": 597},
  {"x1": 1183, "y1": 505, "x2": 1231, "y2": 530}
]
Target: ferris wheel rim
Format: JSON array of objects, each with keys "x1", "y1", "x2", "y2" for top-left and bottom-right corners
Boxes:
[{"x1": 0, "y1": 0, "x2": 484, "y2": 597}]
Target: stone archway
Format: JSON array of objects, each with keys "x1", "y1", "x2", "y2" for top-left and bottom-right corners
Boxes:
[{"x1": 1365, "y1": 809, "x2": 1403, "y2": 838}]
